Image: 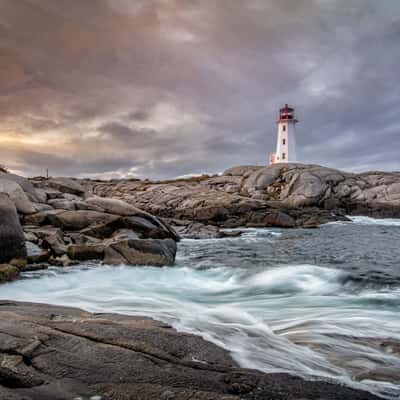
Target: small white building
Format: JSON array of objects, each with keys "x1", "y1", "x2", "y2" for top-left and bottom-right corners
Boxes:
[{"x1": 269, "y1": 104, "x2": 298, "y2": 165}]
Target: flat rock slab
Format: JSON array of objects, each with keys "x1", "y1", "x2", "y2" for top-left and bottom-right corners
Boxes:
[{"x1": 0, "y1": 301, "x2": 383, "y2": 400}]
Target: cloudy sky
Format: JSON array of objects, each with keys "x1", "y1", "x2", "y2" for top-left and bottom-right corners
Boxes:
[{"x1": 0, "y1": 0, "x2": 399, "y2": 179}]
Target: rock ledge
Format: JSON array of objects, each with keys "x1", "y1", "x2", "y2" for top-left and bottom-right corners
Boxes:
[{"x1": 0, "y1": 301, "x2": 383, "y2": 400}]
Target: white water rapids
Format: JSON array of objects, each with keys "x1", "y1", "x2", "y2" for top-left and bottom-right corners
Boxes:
[{"x1": 1, "y1": 217, "x2": 400, "y2": 399}]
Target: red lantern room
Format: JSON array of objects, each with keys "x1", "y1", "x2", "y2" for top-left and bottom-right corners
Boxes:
[{"x1": 278, "y1": 104, "x2": 298, "y2": 123}]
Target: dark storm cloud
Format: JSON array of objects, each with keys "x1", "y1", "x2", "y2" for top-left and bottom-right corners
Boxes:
[
  {"x1": 126, "y1": 110, "x2": 152, "y2": 122},
  {"x1": 0, "y1": 0, "x2": 399, "y2": 178},
  {"x1": 97, "y1": 122, "x2": 156, "y2": 140}
]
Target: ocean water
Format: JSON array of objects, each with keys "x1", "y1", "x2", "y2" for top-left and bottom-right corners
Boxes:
[{"x1": 1, "y1": 216, "x2": 400, "y2": 398}]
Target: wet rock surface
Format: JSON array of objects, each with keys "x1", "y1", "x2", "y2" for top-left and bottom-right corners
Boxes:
[{"x1": 0, "y1": 301, "x2": 383, "y2": 400}]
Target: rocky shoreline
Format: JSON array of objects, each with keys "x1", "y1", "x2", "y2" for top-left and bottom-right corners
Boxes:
[
  {"x1": 83, "y1": 163, "x2": 400, "y2": 237},
  {"x1": 1, "y1": 163, "x2": 400, "y2": 279},
  {"x1": 0, "y1": 172, "x2": 179, "y2": 282},
  {"x1": 0, "y1": 163, "x2": 399, "y2": 399},
  {"x1": 0, "y1": 301, "x2": 384, "y2": 400}
]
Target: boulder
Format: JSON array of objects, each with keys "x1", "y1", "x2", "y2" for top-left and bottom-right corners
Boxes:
[
  {"x1": 0, "y1": 194, "x2": 27, "y2": 263},
  {"x1": 85, "y1": 196, "x2": 145, "y2": 216},
  {"x1": 42, "y1": 230, "x2": 68, "y2": 256},
  {"x1": 103, "y1": 245, "x2": 128, "y2": 264},
  {"x1": 123, "y1": 215, "x2": 179, "y2": 240},
  {"x1": 34, "y1": 187, "x2": 48, "y2": 203},
  {"x1": 262, "y1": 210, "x2": 296, "y2": 228},
  {"x1": 45, "y1": 177, "x2": 86, "y2": 196},
  {"x1": 26, "y1": 241, "x2": 50, "y2": 264},
  {"x1": 9, "y1": 257, "x2": 27, "y2": 269},
  {"x1": 0, "y1": 172, "x2": 39, "y2": 202},
  {"x1": 68, "y1": 238, "x2": 176, "y2": 266},
  {"x1": 110, "y1": 228, "x2": 140, "y2": 241},
  {"x1": 51, "y1": 254, "x2": 78, "y2": 267},
  {"x1": 106, "y1": 239, "x2": 177, "y2": 266},
  {"x1": 26, "y1": 226, "x2": 64, "y2": 240},
  {"x1": 74, "y1": 200, "x2": 105, "y2": 211},
  {"x1": 46, "y1": 210, "x2": 120, "y2": 231},
  {"x1": 67, "y1": 244, "x2": 105, "y2": 261},
  {"x1": 32, "y1": 202, "x2": 53, "y2": 212},
  {"x1": 23, "y1": 209, "x2": 65, "y2": 226},
  {"x1": 67, "y1": 232, "x2": 102, "y2": 245},
  {"x1": 0, "y1": 178, "x2": 36, "y2": 214},
  {"x1": 22, "y1": 263, "x2": 49, "y2": 272},
  {"x1": 84, "y1": 197, "x2": 179, "y2": 241},
  {"x1": 47, "y1": 199, "x2": 77, "y2": 210},
  {"x1": 24, "y1": 231, "x2": 38, "y2": 243},
  {"x1": 42, "y1": 188, "x2": 63, "y2": 200},
  {"x1": 170, "y1": 220, "x2": 224, "y2": 239},
  {"x1": 79, "y1": 219, "x2": 122, "y2": 239},
  {"x1": 62, "y1": 193, "x2": 83, "y2": 201},
  {"x1": 0, "y1": 264, "x2": 20, "y2": 283}
]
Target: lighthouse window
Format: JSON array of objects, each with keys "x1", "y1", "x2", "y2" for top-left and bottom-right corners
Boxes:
[
  {"x1": 282, "y1": 138, "x2": 286, "y2": 145},
  {"x1": 283, "y1": 125, "x2": 286, "y2": 132},
  {"x1": 282, "y1": 153, "x2": 286, "y2": 160}
]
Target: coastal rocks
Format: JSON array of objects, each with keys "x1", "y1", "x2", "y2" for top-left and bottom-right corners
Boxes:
[
  {"x1": 47, "y1": 198, "x2": 76, "y2": 210},
  {"x1": 40, "y1": 177, "x2": 86, "y2": 196},
  {"x1": 0, "y1": 172, "x2": 39, "y2": 203},
  {"x1": 83, "y1": 163, "x2": 400, "y2": 234},
  {"x1": 0, "y1": 264, "x2": 20, "y2": 282},
  {"x1": 239, "y1": 164, "x2": 400, "y2": 214},
  {"x1": 104, "y1": 238, "x2": 177, "y2": 266},
  {"x1": 23, "y1": 209, "x2": 64, "y2": 226},
  {"x1": 67, "y1": 243, "x2": 105, "y2": 261},
  {"x1": 169, "y1": 219, "x2": 225, "y2": 239},
  {"x1": 89, "y1": 179, "x2": 344, "y2": 232},
  {"x1": 170, "y1": 220, "x2": 243, "y2": 239},
  {"x1": 239, "y1": 163, "x2": 283, "y2": 197},
  {"x1": 20, "y1": 202, "x2": 179, "y2": 267},
  {"x1": 0, "y1": 171, "x2": 180, "y2": 272},
  {"x1": 67, "y1": 239, "x2": 177, "y2": 266},
  {"x1": 0, "y1": 301, "x2": 383, "y2": 400},
  {"x1": 0, "y1": 178, "x2": 36, "y2": 214},
  {"x1": 124, "y1": 215, "x2": 179, "y2": 241},
  {"x1": 46, "y1": 210, "x2": 120, "y2": 230},
  {"x1": 85, "y1": 196, "x2": 145, "y2": 216},
  {"x1": 25, "y1": 241, "x2": 49, "y2": 264},
  {"x1": 85, "y1": 196, "x2": 180, "y2": 240},
  {"x1": 0, "y1": 194, "x2": 27, "y2": 264}
]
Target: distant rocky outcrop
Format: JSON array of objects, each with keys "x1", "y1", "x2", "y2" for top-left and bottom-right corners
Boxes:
[
  {"x1": 83, "y1": 163, "x2": 400, "y2": 237},
  {"x1": 0, "y1": 301, "x2": 382, "y2": 400},
  {"x1": 0, "y1": 173, "x2": 179, "y2": 281},
  {"x1": 231, "y1": 164, "x2": 400, "y2": 216}
]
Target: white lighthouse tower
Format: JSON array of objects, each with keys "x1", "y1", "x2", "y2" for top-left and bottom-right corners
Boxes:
[{"x1": 269, "y1": 104, "x2": 298, "y2": 164}]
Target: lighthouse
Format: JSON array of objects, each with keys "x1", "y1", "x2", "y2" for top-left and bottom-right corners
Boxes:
[{"x1": 269, "y1": 104, "x2": 298, "y2": 165}]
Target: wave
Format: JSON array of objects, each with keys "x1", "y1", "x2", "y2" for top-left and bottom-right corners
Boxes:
[
  {"x1": 348, "y1": 216, "x2": 400, "y2": 226},
  {"x1": 181, "y1": 227, "x2": 282, "y2": 245},
  {"x1": 2, "y1": 222, "x2": 400, "y2": 399},
  {"x1": 1, "y1": 264, "x2": 400, "y2": 398}
]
